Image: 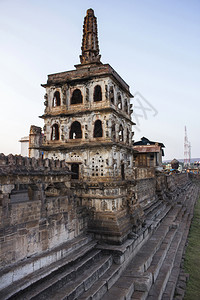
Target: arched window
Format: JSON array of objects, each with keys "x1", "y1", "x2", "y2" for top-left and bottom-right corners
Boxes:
[
  {"x1": 71, "y1": 89, "x2": 83, "y2": 105},
  {"x1": 53, "y1": 91, "x2": 61, "y2": 107},
  {"x1": 94, "y1": 120, "x2": 103, "y2": 138},
  {"x1": 71, "y1": 163, "x2": 79, "y2": 179},
  {"x1": 118, "y1": 94, "x2": 122, "y2": 109},
  {"x1": 124, "y1": 99, "x2": 128, "y2": 113},
  {"x1": 93, "y1": 85, "x2": 102, "y2": 102},
  {"x1": 127, "y1": 129, "x2": 130, "y2": 145},
  {"x1": 119, "y1": 125, "x2": 124, "y2": 142},
  {"x1": 111, "y1": 123, "x2": 116, "y2": 141},
  {"x1": 69, "y1": 121, "x2": 82, "y2": 139},
  {"x1": 51, "y1": 124, "x2": 59, "y2": 140}
]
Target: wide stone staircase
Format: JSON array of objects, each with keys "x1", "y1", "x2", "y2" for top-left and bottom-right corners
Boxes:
[
  {"x1": 0, "y1": 234, "x2": 111, "y2": 300},
  {"x1": 0, "y1": 183, "x2": 198, "y2": 300},
  {"x1": 101, "y1": 183, "x2": 198, "y2": 300}
]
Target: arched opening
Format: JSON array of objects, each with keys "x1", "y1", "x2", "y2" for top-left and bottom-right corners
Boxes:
[
  {"x1": 127, "y1": 129, "x2": 130, "y2": 145},
  {"x1": 53, "y1": 91, "x2": 61, "y2": 107},
  {"x1": 93, "y1": 85, "x2": 102, "y2": 102},
  {"x1": 118, "y1": 94, "x2": 122, "y2": 109},
  {"x1": 124, "y1": 99, "x2": 128, "y2": 113},
  {"x1": 69, "y1": 121, "x2": 82, "y2": 139},
  {"x1": 119, "y1": 125, "x2": 124, "y2": 142},
  {"x1": 71, "y1": 163, "x2": 79, "y2": 179},
  {"x1": 94, "y1": 120, "x2": 103, "y2": 138},
  {"x1": 109, "y1": 86, "x2": 114, "y2": 104},
  {"x1": 71, "y1": 89, "x2": 83, "y2": 104},
  {"x1": 111, "y1": 123, "x2": 116, "y2": 141},
  {"x1": 51, "y1": 124, "x2": 59, "y2": 140}
]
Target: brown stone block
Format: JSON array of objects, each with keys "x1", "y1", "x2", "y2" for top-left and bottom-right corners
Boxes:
[
  {"x1": 26, "y1": 220, "x2": 39, "y2": 228},
  {"x1": 4, "y1": 225, "x2": 17, "y2": 235},
  {"x1": 5, "y1": 233, "x2": 16, "y2": 241},
  {"x1": 40, "y1": 230, "x2": 48, "y2": 241},
  {"x1": 1, "y1": 239, "x2": 15, "y2": 252},
  {"x1": 17, "y1": 222, "x2": 26, "y2": 229},
  {"x1": 0, "y1": 228, "x2": 4, "y2": 237},
  {"x1": 39, "y1": 224, "x2": 48, "y2": 230},
  {"x1": 18, "y1": 228, "x2": 28, "y2": 235}
]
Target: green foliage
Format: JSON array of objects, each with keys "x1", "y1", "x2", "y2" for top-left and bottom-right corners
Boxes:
[{"x1": 184, "y1": 195, "x2": 200, "y2": 300}]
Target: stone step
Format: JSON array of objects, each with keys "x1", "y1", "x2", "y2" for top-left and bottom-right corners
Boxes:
[
  {"x1": 0, "y1": 233, "x2": 93, "y2": 291},
  {"x1": 77, "y1": 205, "x2": 178, "y2": 300},
  {"x1": 148, "y1": 204, "x2": 172, "y2": 231},
  {"x1": 77, "y1": 264, "x2": 121, "y2": 300},
  {"x1": 101, "y1": 203, "x2": 184, "y2": 300},
  {"x1": 147, "y1": 227, "x2": 177, "y2": 283},
  {"x1": 48, "y1": 254, "x2": 113, "y2": 300},
  {"x1": 130, "y1": 209, "x2": 189, "y2": 300},
  {"x1": 161, "y1": 192, "x2": 197, "y2": 300},
  {"x1": 13, "y1": 248, "x2": 101, "y2": 300},
  {"x1": 1, "y1": 238, "x2": 97, "y2": 300},
  {"x1": 146, "y1": 206, "x2": 192, "y2": 300},
  {"x1": 144, "y1": 199, "x2": 162, "y2": 215},
  {"x1": 131, "y1": 291, "x2": 148, "y2": 300},
  {"x1": 144, "y1": 200, "x2": 165, "y2": 221},
  {"x1": 101, "y1": 275, "x2": 134, "y2": 300}
]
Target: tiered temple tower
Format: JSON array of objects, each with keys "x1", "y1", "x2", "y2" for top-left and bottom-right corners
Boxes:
[{"x1": 30, "y1": 9, "x2": 143, "y2": 243}]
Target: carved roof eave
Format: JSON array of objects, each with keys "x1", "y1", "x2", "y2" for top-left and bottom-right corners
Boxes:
[
  {"x1": 39, "y1": 107, "x2": 136, "y2": 125},
  {"x1": 40, "y1": 141, "x2": 135, "y2": 152},
  {"x1": 41, "y1": 64, "x2": 133, "y2": 98}
]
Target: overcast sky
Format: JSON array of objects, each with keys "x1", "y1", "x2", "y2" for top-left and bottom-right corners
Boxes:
[{"x1": 0, "y1": 0, "x2": 199, "y2": 160}]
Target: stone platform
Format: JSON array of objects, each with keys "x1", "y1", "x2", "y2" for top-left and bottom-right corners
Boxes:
[{"x1": 0, "y1": 179, "x2": 198, "y2": 300}]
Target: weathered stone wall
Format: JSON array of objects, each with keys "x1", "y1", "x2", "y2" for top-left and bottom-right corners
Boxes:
[
  {"x1": 133, "y1": 167, "x2": 157, "y2": 209},
  {"x1": 0, "y1": 154, "x2": 88, "y2": 269}
]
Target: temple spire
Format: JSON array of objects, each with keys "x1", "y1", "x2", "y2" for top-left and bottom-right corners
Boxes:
[{"x1": 80, "y1": 9, "x2": 101, "y2": 65}]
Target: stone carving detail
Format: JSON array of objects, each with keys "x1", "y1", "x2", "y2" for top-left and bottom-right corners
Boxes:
[{"x1": 80, "y1": 9, "x2": 101, "y2": 65}]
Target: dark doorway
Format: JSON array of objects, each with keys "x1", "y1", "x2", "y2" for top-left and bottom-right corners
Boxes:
[
  {"x1": 94, "y1": 120, "x2": 103, "y2": 137},
  {"x1": 69, "y1": 121, "x2": 82, "y2": 139},
  {"x1": 71, "y1": 163, "x2": 79, "y2": 179}
]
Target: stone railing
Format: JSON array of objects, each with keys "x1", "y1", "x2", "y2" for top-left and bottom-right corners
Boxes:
[
  {"x1": 134, "y1": 167, "x2": 156, "y2": 180},
  {"x1": 0, "y1": 154, "x2": 71, "y2": 176}
]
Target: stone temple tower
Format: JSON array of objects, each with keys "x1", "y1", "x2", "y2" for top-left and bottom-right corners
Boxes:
[{"x1": 30, "y1": 9, "x2": 143, "y2": 244}]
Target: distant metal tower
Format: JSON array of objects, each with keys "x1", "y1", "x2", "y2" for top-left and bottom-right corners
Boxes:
[
  {"x1": 184, "y1": 126, "x2": 190, "y2": 166},
  {"x1": 188, "y1": 142, "x2": 191, "y2": 165}
]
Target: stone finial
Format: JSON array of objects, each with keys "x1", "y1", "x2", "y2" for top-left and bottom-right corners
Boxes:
[{"x1": 80, "y1": 8, "x2": 101, "y2": 65}]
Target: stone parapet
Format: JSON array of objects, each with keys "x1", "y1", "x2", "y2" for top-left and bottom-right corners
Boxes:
[{"x1": 0, "y1": 154, "x2": 71, "y2": 176}]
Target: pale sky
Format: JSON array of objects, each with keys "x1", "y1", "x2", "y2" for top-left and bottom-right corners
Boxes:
[{"x1": 0, "y1": 0, "x2": 199, "y2": 160}]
